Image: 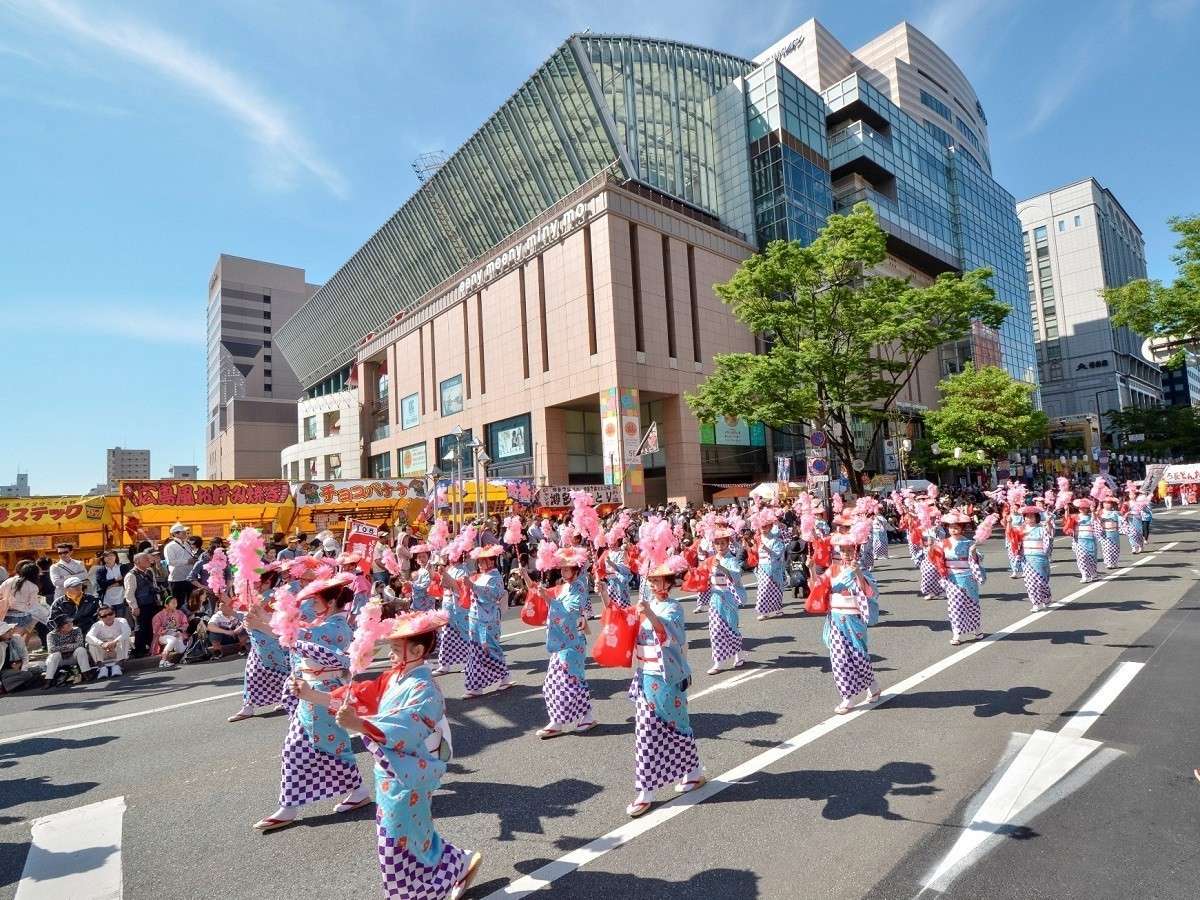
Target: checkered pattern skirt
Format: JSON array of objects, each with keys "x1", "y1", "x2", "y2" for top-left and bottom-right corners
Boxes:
[
  {"x1": 605, "y1": 580, "x2": 631, "y2": 609},
  {"x1": 543, "y1": 658, "x2": 593, "y2": 726},
  {"x1": 1006, "y1": 544, "x2": 1024, "y2": 576},
  {"x1": 708, "y1": 607, "x2": 742, "y2": 665},
  {"x1": 438, "y1": 625, "x2": 469, "y2": 668},
  {"x1": 919, "y1": 560, "x2": 945, "y2": 598},
  {"x1": 1126, "y1": 526, "x2": 1144, "y2": 553},
  {"x1": 942, "y1": 581, "x2": 982, "y2": 637},
  {"x1": 872, "y1": 531, "x2": 889, "y2": 559},
  {"x1": 694, "y1": 589, "x2": 710, "y2": 612},
  {"x1": 243, "y1": 647, "x2": 288, "y2": 708},
  {"x1": 377, "y1": 814, "x2": 468, "y2": 900},
  {"x1": 278, "y1": 717, "x2": 362, "y2": 807},
  {"x1": 1101, "y1": 534, "x2": 1120, "y2": 569},
  {"x1": 755, "y1": 576, "x2": 784, "y2": 616},
  {"x1": 1023, "y1": 567, "x2": 1053, "y2": 610},
  {"x1": 1073, "y1": 543, "x2": 1097, "y2": 581},
  {"x1": 825, "y1": 618, "x2": 875, "y2": 701},
  {"x1": 628, "y1": 678, "x2": 699, "y2": 793},
  {"x1": 464, "y1": 640, "x2": 508, "y2": 693}
]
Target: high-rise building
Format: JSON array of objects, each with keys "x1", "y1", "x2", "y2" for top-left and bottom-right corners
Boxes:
[
  {"x1": 167, "y1": 465, "x2": 199, "y2": 480},
  {"x1": 1017, "y1": 179, "x2": 1162, "y2": 436},
  {"x1": 206, "y1": 255, "x2": 320, "y2": 479},
  {"x1": 275, "y1": 21, "x2": 1037, "y2": 503},
  {"x1": 107, "y1": 447, "x2": 150, "y2": 490},
  {"x1": 1162, "y1": 352, "x2": 1200, "y2": 408},
  {"x1": 0, "y1": 472, "x2": 30, "y2": 498}
]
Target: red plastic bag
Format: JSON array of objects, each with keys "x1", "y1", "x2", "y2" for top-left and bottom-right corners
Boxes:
[
  {"x1": 681, "y1": 566, "x2": 710, "y2": 593},
  {"x1": 745, "y1": 544, "x2": 759, "y2": 568},
  {"x1": 811, "y1": 536, "x2": 832, "y2": 568},
  {"x1": 457, "y1": 580, "x2": 472, "y2": 610},
  {"x1": 804, "y1": 575, "x2": 831, "y2": 615},
  {"x1": 590, "y1": 603, "x2": 639, "y2": 668},
  {"x1": 520, "y1": 587, "x2": 548, "y2": 626}
]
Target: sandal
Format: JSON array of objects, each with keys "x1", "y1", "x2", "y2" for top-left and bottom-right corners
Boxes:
[
  {"x1": 732, "y1": 659, "x2": 745, "y2": 669},
  {"x1": 626, "y1": 800, "x2": 652, "y2": 818},
  {"x1": 334, "y1": 796, "x2": 372, "y2": 814},
  {"x1": 536, "y1": 726, "x2": 565, "y2": 740},
  {"x1": 674, "y1": 775, "x2": 707, "y2": 793},
  {"x1": 706, "y1": 666, "x2": 721, "y2": 675},
  {"x1": 252, "y1": 817, "x2": 295, "y2": 833},
  {"x1": 496, "y1": 681, "x2": 513, "y2": 692},
  {"x1": 949, "y1": 637, "x2": 962, "y2": 646},
  {"x1": 867, "y1": 689, "x2": 881, "y2": 703},
  {"x1": 227, "y1": 710, "x2": 254, "y2": 723},
  {"x1": 450, "y1": 851, "x2": 483, "y2": 900},
  {"x1": 834, "y1": 701, "x2": 854, "y2": 715},
  {"x1": 575, "y1": 720, "x2": 597, "y2": 732}
]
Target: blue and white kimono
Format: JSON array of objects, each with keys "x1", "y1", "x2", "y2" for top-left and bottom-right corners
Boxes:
[
  {"x1": 1124, "y1": 507, "x2": 1145, "y2": 553},
  {"x1": 754, "y1": 530, "x2": 786, "y2": 616},
  {"x1": 630, "y1": 595, "x2": 700, "y2": 792},
  {"x1": 543, "y1": 576, "x2": 592, "y2": 726},
  {"x1": 409, "y1": 567, "x2": 434, "y2": 612},
  {"x1": 1099, "y1": 509, "x2": 1121, "y2": 568},
  {"x1": 871, "y1": 515, "x2": 890, "y2": 559},
  {"x1": 434, "y1": 565, "x2": 469, "y2": 670},
  {"x1": 938, "y1": 537, "x2": 985, "y2": 638},
  {"x1": 821, "y1": 563, "x2": 879, "y2": 701},
  {"x1": 464, "y1": 568, "x2": 509, "y2": 694},
  {"x1": 602, "y1": 547, "x2": 633, "y2": 609},
  {"x1": 243, "y1": 589, "x2": 290, "y2": 708},
  {"x1": 1005, "y1": 513, "x2": 1025, "y2": 576},
  {"x1": 706, "y1": 553, "x2": 745, "y2": 666},
  {"x1": 1073, "y1": 513, "x2": 1099, "y2": 581},
  {"x1": 1019, "y1": 522, "x2": 1053, "y2": 609},
  {"x1": 353, "y1": 665, "x2": 467, "y2": 899}
]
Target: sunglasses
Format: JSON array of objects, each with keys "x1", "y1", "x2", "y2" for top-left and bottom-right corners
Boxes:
[{"x1": 101, "y1": 613, "x2": 115, "y2": 618}]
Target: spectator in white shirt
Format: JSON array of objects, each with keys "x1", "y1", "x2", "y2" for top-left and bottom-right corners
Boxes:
[
  {"x1": 86, "y1": 605, "x2": 131, "y2": 678},
  {"x1": 163, "y1": 523, "x2": 198, "y2": 608},
  {"x1": 206, "y1": 596, "x2": 248, "y2": 657},
  {"x1": 49, "y1": 542, "x2": 87, "y2": 601}
]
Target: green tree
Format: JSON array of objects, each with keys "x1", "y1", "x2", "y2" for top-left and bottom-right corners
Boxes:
[
  {"x1": 1104, "y1": 216, "x2": 1200, "y2": 367},
  {"x1": 923, "y1": 364, "x2": 1048, "y2": 465},
  {"x1": 685, "y1": 203, "x2": 1010, "y2": 494},
  {"x1": 1105, "y1": 404, "x2": 1200, "y2": 459}
]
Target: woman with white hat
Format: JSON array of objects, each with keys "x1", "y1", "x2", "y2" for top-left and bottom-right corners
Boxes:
[
  {"x1": 529, "y1": 547, "x2": 595, "y2": 738},
  {"x1": 293, "y1": 609, "x2": 483, "y2": 900},
  {"x1": 934, "y1": 511, "x2": 985, "y2": 645},
  {"x1": 445, "y1": 545, "x2": 511, "y2": 698},
  {"x1": 820, "y1": 533, "x2": 881, "y2": 714}
]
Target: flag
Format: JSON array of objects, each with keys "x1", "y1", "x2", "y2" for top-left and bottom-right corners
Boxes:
[{"x1": 636, "y1": 422, "x2": 660, "y2": 456}]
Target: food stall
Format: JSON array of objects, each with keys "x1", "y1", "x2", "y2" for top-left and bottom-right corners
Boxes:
[
  {"x1": 1162, "y1": 464, "x2": 1200, "y2": 504},
  {"x1": 292, "y1": 478, "x2": 429, "y2": 536},
  {"x1": 0, "y1": 495, "x2": 111, "y2": 570},
  {"x1": 532, "y1": 484, "x2": 622, "y2": 517},
  {"x1": 113, "y1": 479, "x2": 294, "y2": 544}
]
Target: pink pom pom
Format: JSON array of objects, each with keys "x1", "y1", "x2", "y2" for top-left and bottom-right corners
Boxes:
[
  {"x1": 347, "y1": 601, "x2": 394, "y2": 676},
  {"x1": 535, "y1": 540, "x2": 559, "y2": 572},
  {"x1": 1057, "y1": 477, "x2": 1070, "y2": 494},
  {"x1": 849, "y1": 520, "x2": 871, "y2": 544},
  {"x1": 917, "y1": 504, "x2": 934, "y2": 529},
  {"x1": 831, "y1": 493, "x2": 843, "y2": 514},
  {"x1": 570, "y1": 490, "x2": 602, "y2": 543},
  {"x1": 974, "y1": 513, "x2": 998, "y2": 542},
  {"x1": 799, "y1": 513, "x2": 816, "y2": 542},
  {"x1": 428, "y1": 519, "x2": 449, "y2": 550},
  {"x1": 381, "y1": 547, "x2": 401, "y2": 576},
  {"x1": 664, "y1": 554, "x2": 690, "y2": 575},
  {"x1": 269, "y1": 586, "x2": 302, "y2": 649},
  {"x1": 228, "y1": 527, "x2": 265, "y2": 608},
  {"x1": 502, "y1": 516, "x2": 524, "y2": 545},
  {"x1": 204, "y1": 547, "x2": 227, "y2": 595}
]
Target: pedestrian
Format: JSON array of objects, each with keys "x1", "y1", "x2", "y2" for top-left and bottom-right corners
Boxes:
[
  {"x1": 1015, "y1": 505, "x2": 1053, "y2": 611},
  {"x1": 531, "y1": 547, "x2": 595, "y2": 739},
  {"x1": 626, "y1": 556, "x2": 705, "y2": 818},
  {"x1": 1069, "y1": 499, "x2": 1100, "y2": 583},
  {"x1": 703, "y1": 527, "x2": 745, "y2": 675},
  {"x1": 163, "y1": 523, "x2": 199, "y2": 607},
  {"x1": 228, "y1": 568, "x2": 291, "y2": 722},
  {"x1": 124, "y1": 550, "x2": 163, "y2": 656},
  {"x1": 151, "y1": 595, "x2": 189, "y2": 668},
  {"x1": 49, "y1": 542, "x2": 87, "y2": 601},
  {"x1": 371, "y1": 528, "x2": 394, "y2": 585},
  {"x1": 254, "y1": 572, "x2": 368, "y2": 832},
  {"x1": 277, "y1": 533, "x2": 303, "y2": 561},
  {"x1": 821, "y1": 533, "x2": 882, "y2": 714},
  {"x1": 86, "y1": 605, "x2": 132, "y2": 678},
  {"x1": 1099, "y1": 497, "x2": 1122, "y2": 569},
  {"x1": 448, "y1": 545, "x2": 511, "y2": 698},
  {"x1": 295, "y1": 609, "x2": 483, "y2": 900},
  {"x1": 753, "y1": 510, "x2": 786, "y2": 620},
  {"x1": 934, "y1": 512, "x2": 985, "y2": 645}
]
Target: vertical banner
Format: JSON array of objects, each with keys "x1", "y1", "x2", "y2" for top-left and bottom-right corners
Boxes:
[
  {"x1": 775, "y1": 454, "x2": 791, "y2": 483},
  {"x1": 344, "y1": 519, "x2": 378, "y2": 573},
  {"x1": 601, "y1": 387, "x2": 622, "y2": 485},
  {"x1": 620, "y1": 387, "x2": 643, "y2": 491}
]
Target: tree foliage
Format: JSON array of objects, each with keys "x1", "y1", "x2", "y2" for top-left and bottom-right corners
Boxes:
[
  {"x1": 685, "y1": 203, "x2": 1010, "y2": 493},
  {"x1": 1105, "y1": 404, "x2": 1200, "y2": 459},
  {"x1": 1105, "y1": 216, "x2": 1200, "y2": 367},
  {"x1": 922, "y1": 364, "x2": 1048, "y2": 464}
]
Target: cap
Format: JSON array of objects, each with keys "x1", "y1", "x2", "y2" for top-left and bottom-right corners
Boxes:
[
  {"x1": 63, "y1": 575, "x2": 86, "y2": 589},
  {"x1": 170, "y1": 522, "x2": 188, "y2": 534},
  {"x1": 322, "y1": 537, "x2": 340, "y2": 552}
]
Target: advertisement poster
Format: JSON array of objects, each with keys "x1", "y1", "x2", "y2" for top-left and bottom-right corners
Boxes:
[
  {"x1": 401, "y1": 393, "x2": 420, "y2": 429},
  {"x1": 399, "y1": 443, "x2": 427, "y2": 477},
  {"x1": 713, "y1": 415, "x2": 750, "y2": 446},
  {"x1": 344, "y1": 519, "x2": 378, "y2": 573},
  {"x1": 440, "y1": 375, "x2": 463, "y2": 416}
]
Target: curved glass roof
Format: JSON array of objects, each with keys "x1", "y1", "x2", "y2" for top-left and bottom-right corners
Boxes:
[{"x1": 277, "y1": 34, "x2": 753, "y2": 387}]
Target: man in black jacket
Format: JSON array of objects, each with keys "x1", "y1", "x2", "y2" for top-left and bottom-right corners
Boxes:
[{"x1": 49, "y1": 576, "x2": 100, "y2": 636}]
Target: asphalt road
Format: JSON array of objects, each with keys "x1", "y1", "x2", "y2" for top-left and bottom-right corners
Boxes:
[{"x1": 2, "y1": 510, "x2": 1198, "y2": 899}]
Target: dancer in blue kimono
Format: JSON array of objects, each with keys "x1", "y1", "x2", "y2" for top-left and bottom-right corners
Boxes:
[
  {"x1": 599, "y1": 532, "x2": 633, "y2": 610},
  {"x1": 254, "y1": 572, "x2": 368, "y2": 831},
  {"x1": 934, "y1": 512, "x2": 985, "y2": 645},
  {"x1": 530, "y1": 548, "x2": 594, "y2": 738},
  {"x1": 1099, "y1": 497, "x2": 1122, "y2": 569},
  {"x1": 704, "y1": 527, "x2": 745, "y2": 674},
  {"x1": 1016, "y1": 506, "x2": 1053, "y2": 610},
  {"x1": 297, "y1": 609, "x2": 483, "y2": 900},
  {"x1": 428, "y1": 549, "x2": 469, "y2": 677},
  {"x1": 1071, "y1": 499, "x2": 1099, "y2": 583},
  {"x1": 821, "y1": 534, "x2": 881, "y2": 714},
  {"x1": 627, "y1": 560, "x2": 705, "y2": 818},
  {"x1": 871, "y1": 511, "x2": 890, "y2": 560},
  {"x1": 754, "y1": 518, "x2": 786, "y2": 620},
  {"x1": 1123, "y1": 501, "x2": 1146, "y2": 554},
  {"x1": 408, "y1": 545, "x2": 436, "y2": 612},
  {"x1": 446, "y1": 545, "x2": 510, "y2": 697},
  {"x1": 229, "y1": 567, "x2": 290, "y2": 722}
]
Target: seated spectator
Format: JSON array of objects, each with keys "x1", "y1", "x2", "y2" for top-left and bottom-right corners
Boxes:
[
  {"x1": 151, "y1": 595, "x2": 189, "y2": 670},
  {"x1": 1, "y1": 621, "x2": 29, "y2": 671},
  {"x1": 50, "y1": 576, "x2": 100, "y2": 636},
  {"x1": 206, "y1": 596, "x2": 248, "y2": 658},
  {"x1": 86, "y1": 605, "x2": 132, "y2": 678},
  {"x1": 44, "y1": 616, "x2": 92, "y2": 688}
]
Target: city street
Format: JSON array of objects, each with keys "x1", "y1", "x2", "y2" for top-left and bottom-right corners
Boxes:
[{"x1": 2, "y1": 511, "x2": 1198, "y2": 900}]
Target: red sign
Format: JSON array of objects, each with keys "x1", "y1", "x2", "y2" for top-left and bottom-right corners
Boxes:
[{"x1": 120, "y1": 480, "x2": 290, "y2": 507}]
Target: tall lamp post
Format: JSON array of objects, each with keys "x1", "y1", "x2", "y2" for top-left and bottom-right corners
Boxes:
[
  {"x1": 899, "y1": 438, "x2": 912, "y2": 491},
  {"x1": 472, "y1": 442, "x2": 492, "y2": 521},
  {"x1": 442, "y1": 425, "x2": 466, "y2": 534}
]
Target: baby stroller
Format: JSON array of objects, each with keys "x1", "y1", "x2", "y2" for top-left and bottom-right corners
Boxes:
[{"x1": 179, "y1": 616, "x2": 211, "y2": 664}]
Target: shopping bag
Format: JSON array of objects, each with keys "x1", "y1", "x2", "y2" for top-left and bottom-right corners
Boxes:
[
  {"x1": 681, "y1": 565, "x2": 710, "y2": 593},
  {"x1": 804, "y1": 575, "x2": 831, "y2": 615},
  {"x1": 457, "y1": 581, "x2": 472, "y2": 610},
  {"x1": 590, "y1": 603, "x2": 638, "y2": 667},
  {"x1": 520, "y1": 587, "x2": 548, "y2": 626}
]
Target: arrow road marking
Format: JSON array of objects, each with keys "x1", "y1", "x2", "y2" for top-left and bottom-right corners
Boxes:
[
  {"x1": 922, "y1": 661, "x2": 1145, "y2": 890},
  {"x1": 15, "y1": 796, "x2": 125, "y2": 900}
]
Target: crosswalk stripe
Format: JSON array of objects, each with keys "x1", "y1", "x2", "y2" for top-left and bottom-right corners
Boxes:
[{"x1": 15, "y1": 796, "x2": 125, "y2": 900}]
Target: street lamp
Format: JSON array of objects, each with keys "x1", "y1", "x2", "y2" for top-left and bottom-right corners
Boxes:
[
  {"x1": 472, "y1": 442, "x2": 492, "y2": 520},
  {"x1": 900, "y1": 438, "x2": 912, "y2": 490}
]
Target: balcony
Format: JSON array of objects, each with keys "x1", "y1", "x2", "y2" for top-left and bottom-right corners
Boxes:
[{"x1": 371, "y1": 424, "x2": 390, "y2": 442}]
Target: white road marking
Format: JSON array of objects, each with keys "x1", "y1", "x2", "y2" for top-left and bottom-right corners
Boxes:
[
  {"x1": 690, "y1": 668, "x2": 778, "y2": 701},
  {"x1": 1177, "y1": 509, "x2": 1195, "y2": 516},
  {"x1": 923, "y1": 661, "x2": 1145, "y2": 889},
  {"x1": 486, "y1": 543, "x2": 1177, "y2": 898},
  {"x1": 15, "y1": 796, "x2": 125, "y2": 900}
]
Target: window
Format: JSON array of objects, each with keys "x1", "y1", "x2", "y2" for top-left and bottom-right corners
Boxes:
[
  {"x1": 1074, "y1": 215, "x2": 1082, "y2": 227},
  {"x1": 1034, "y1": 225, "x2": 1047, "y2": 241},
  {"x1": 368, "y1": 451, "x2": 391, "y2": 479},
  {"x1": 439, "y1": 375, "x2": 463, "y2": 417},
  {"x1": 919, "y1": 89, "x2": 951, "y2": 121},
  {"x1": 487, "y1": 413, "x2": 532, "y2": 463},
  {"x1": 263, "y1": 310, "x2": 271, "y2": 319},
  {"x1": 264, "y1": 383, "x2": 271, "y2": 392},
  {"x1": 264, "y1": 325, "x2": 271, "y2": 333},
  {"x1": 924, "y1": 119, "x2": 953, "y2": 149},
  {"x1": 401, "y1": 393, "x2": 419, "y2": 430},
  {"x1": 1049, "y1": 363, "x2": 1063, "y2": 381},
  {"x1": 289, "y1": 460, "x2": 299, "y2": 481},
  {"x1": 324, "y1": 453, "x2": 343, "y2": 479},
  {"x1": 303, "y1": 416, "x2": 317, "y2": 440},
  {"x1": 323, "y1": 410, "x2": 341, "y2": 437},
  {"x1": 1057, "y1": 220, "x2": 1065, "y2": 232},
  {"x1": 398, "y1": 443, "x2": 427, "y2": 477},
  {"x1": 303, "y1": 457, "x2": 318, "y2": 479},
  {"x1": 437, "y1": 430, "x2": 475, "y2": 475},
  {"x1": 264, "y1": 340, "x2": 271, "y2": 347},
  {"x1": 264, "y1": 368, "x2": 272, "y2": 377},
  {"x1": 264, "y1": 354, "x2": 271, "y2": 362}
]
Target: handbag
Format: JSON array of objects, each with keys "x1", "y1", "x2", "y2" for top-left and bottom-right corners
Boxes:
[
  {"x1": 590, "y1": 603, "x2": 638, "y2": 667},
  {"x1": 520, "y1": 587, "x2": 548, "y2": 626},
  {"x1": 804, "y1": 575, "x2": 831, "y2": 615}
]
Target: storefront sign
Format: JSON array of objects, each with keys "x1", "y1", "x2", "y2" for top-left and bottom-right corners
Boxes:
[
  {"x1": 401, "y1": 393, "x2": 420, "y2": 430},
  {"x1": 439, "y1": 375, "x2": 463, "y2": 416},
  {"x1": 0, "y1": 495, "x2": 107, "y2": 528},
  {"x1": 399, "y1": 444, "x2": 428, "y2": 478},
  {"x1": 536, "y1": 484, "x2": 621, "y2": 508},
  {"x1": 1163, "y1": 464, "x2": 1200, "y2": 485},
  {"x1": 121, "y1": 480, "x2": 290, "y2": 507},
  {"x1": 295, "y1": 479, "x2": 423, "y2": 507}
]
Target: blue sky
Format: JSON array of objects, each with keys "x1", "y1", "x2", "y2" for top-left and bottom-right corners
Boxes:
[{"x1": 2, "y1": 0, "x2": 1197, "y2": 494}]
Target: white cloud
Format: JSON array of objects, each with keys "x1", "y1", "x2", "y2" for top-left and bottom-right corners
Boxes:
[
  {"x1": 8, "y1": 303, "x2": 205, "y2": 346},
  {"x1": 16, "y1": 0, "x2": 347, "y2": 197}
]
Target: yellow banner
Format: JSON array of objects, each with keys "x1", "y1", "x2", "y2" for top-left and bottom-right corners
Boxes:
[{"x1": 0, "y1": 495, "x2": 109, "y2": 531}]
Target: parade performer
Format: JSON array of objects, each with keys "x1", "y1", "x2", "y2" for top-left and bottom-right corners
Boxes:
[
  {"x1": 1099, "y1": 496, "x2": 1122, "y2": 569},
  {"x1": 1004, "y1": 484, "x2": 1027, "y2": 578},
  {"x1": 408, "y1": 544, "x2": 436, "y2": 612},
  {"x1": 229, "y1": 567, "x2": 291, "y2": 722},
  {"x1": 448, "y1": 545, "x2": 511, "y2": 698},
  {"x1": 702, "y1": 527, "x2": 745, "y2": 675},
  {"x1": 753, "y1": 510, "x2": 786, "y2": 620},
  {"x1": 1138, "y1": 492, "x2": 1154, "y2": 544},
  {"x1": 626, "y1": 542, "x2": 705, "y2": 818},
  {"x1": 296, "y1": 609, "x2": 483, "y2": 900},
  {"x1": 1124, "y1": 496, "x2": 1147, "y2": 554},
  {"x1": 1013, "y1": 506, "x2": 1053, "y2": 611},
  {"x1": 426, "y1": 550, "x2": 467, "y2": 677},
  {"x1": 815, "y1": 533, "x2": 881, "y2": 714},
  {"x1": 254, "y1": 573, "x2": 368, "y2": 831},
  {"x1": 597, "y1": 517, "x2": 633, "y2": 610},
  {"x1": 529, "y1": 547, "x2": 595, "y2": 738},
  {"x1": 871, "y1": 505, "x2": 890, "y2": 560},
  {"x1": 1069, "y1": 498, "x2": 1099, "y2": 583},
  {"x1": 932, "y1": 512, "x2": 987, "y2": 645},
  {"x1": 917, "y1": 503, "x2": 945, "y2": 601}
]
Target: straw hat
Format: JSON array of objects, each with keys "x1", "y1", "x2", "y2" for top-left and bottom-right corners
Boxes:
[
  {"x1": 469, "y1": 544, "x2": 503, "y2": 560},
  {"x1": 388, "y1": 609, "x2": 449, "y2": 639},
  {"x1": 295, "y1": 571, "x2": 356, "y2": 602}
]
